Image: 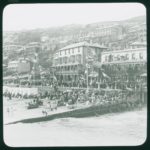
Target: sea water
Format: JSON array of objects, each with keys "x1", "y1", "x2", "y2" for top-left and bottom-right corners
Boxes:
[{"x1": 3, "y1": 107, "x2": 147, "y2": 147}]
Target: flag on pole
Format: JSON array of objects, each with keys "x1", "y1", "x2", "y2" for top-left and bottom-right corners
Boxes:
[
  {"x1": 80, "y1": 75, "x2": 85, "y2": 80},
  {"x1": 53, "y1": 75, "x2": 57, "y2": 82},
  {"x1": 86, "y1": 64, "x2": 90, "y2": 68},
  {"x1": 126, "y1": 86, "x2": 133, "y2": 91},
  {"x1": 102, "y1": 72, "x2": 111, "y2": 79}
]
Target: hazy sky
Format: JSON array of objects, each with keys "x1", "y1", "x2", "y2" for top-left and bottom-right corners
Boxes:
[{"x1": 3, "y1": 3, "x2": 146, "y2": 31}]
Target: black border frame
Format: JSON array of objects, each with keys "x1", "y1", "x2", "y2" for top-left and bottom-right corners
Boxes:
[{"x1": 0, "y1": 0, "x2": 149, "y2": 150}]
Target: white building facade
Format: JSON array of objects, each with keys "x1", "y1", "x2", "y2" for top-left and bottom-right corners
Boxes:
[{"x1": 101, "y1": 48, "x2": 146, "y2": 64}]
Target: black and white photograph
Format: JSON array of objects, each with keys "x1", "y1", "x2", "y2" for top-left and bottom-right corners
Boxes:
[{"x1": 3, "y1": 3, "x2": 147, "y2": 147}]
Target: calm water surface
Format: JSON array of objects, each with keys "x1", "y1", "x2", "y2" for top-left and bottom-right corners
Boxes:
[{"x1": 4, "y1": 107, "x2": 147, "y2": 147}]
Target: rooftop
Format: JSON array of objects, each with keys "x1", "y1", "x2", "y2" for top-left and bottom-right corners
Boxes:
[
  {"x1": 28, "y1": 42, "x2": 40, "y2": 45},
  {"x1": 96, "y1": 24, "x2": 119, "y2": 30},
  {"x1": 128, "y1": 24, "x2": 146, "y2": 32},
  {"x1": 130, "y1": 42, "x2": 147, "y2": 46},
  {"x1": 58, "y1": 42, "x2": 107, "y2": 51},
  {"x1": 102, "y1": 47, "x2": 146, "y2": 54}
]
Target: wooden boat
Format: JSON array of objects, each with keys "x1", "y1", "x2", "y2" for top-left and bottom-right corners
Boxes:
[{"x1": 26, "y1": 103, "x2": 39, "y2": 109}]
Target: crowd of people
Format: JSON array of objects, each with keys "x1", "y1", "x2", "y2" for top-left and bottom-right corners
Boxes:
[{"x1": 3, "y1": 85, "x2": 146, "y2": 112}]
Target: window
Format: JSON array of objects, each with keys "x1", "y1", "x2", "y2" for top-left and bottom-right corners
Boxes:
[
  {"x1": 63, "y1": 57, "x2": 66, "y2": 64},
  {"x1": 68, "y1": 56, "x2": 71, "y2": 63},
  {"x1": 72, "y1": 49, "x2": 74, "y2": 54},
  {"x1": 125, "y1": 54, "x2": 129, "y2": 60},
  {"x1": 60, "y1": 51, "x2": 62, "y2": 55},
  {"x1": 65, "y1": 57, "x2": 68, "y2": 64},
  {"x1": 57, "y1": 58, "x2": 60, "y2": 64},
  {"x1": 60, "y1": 57, "x2": 62, "y2": 64},
  {"x1": 68, "y1": 49, "x2": 70, "y2": 54},
  {"x1": 139, "y1": 52, "x2": 143, "y2": 59},
  {"x1": 72, "y1": 55, "x2": 75, "y2": 63},
  {"x1": 109, "y1": 54, "x2": 113, "y2": 62},
  {"x1": 105, "y1": 56, "x2": 108, "y2": 62},
  {"x1": 77, "y1": 54, "x2": 81, "y2": 63},
  {"x1": 55, "y1": 59, "x2": 58, "y2": 65},
  {"x1": 65, "y1": 50, "x2": 66, "y2": 55},
  {"x1": 70, "y1": 55, "x2": 75, "y2": 63},
  {"x1": 132, "y1": 53, "x2": 135, "y2": 60},
  {"x1": 117, "y1": 55, "x2": 120, "y2": 61},
  {"x1": 78, "y1": 47, "x2": 80, "y2": 53},
  {"x1": 137, "y1": 45, "x2": 140, "y2": 48}
]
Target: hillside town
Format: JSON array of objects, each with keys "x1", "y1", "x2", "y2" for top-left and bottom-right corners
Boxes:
[
  {"x1": 2, "y1": 1, "x2": 148, "y2": 146},
  {"x1": 3, "y1": 15, "x2": 147, "y2": 121}
]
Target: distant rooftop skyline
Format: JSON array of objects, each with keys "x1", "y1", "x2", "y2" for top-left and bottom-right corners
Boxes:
[{"x1": 3, "y1": 3, "x2": 146, "y2": 31}]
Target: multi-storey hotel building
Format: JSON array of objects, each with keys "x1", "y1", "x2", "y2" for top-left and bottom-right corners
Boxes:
[
  {"x1": 52, "y1": 42, "x2": 107, "y2": 85},
  {"x1": 100, "y1": 44, "x2": 147, "y2": 92},
  {"x1": 101, "y1": 47, "x2": 146, "y2": 64}
]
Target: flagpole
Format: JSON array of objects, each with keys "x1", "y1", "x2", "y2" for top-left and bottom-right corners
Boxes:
[
  {"x1": 86, "y1": 67, "x2": 89, "y2": 91},
  {"x1": 53, "y1": 69, "x2": 54, "y2": 85}
]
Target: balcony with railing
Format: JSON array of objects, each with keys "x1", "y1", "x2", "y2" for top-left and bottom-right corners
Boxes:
[{"x1": 56, "y1": 70, "x2": 79, "y2": 75}]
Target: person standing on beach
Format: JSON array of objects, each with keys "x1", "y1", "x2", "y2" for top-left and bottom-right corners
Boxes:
[
  {"x1": 10, "y1": 106, "x2": 14, "y2": 116},
  {"x1": 6, "y1": 107, "x2": 10, "y2": 116}
]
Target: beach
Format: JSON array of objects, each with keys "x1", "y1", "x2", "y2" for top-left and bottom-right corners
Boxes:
[{"x1": 4, "y1": 103, "x2": 147, "y2": 147}]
